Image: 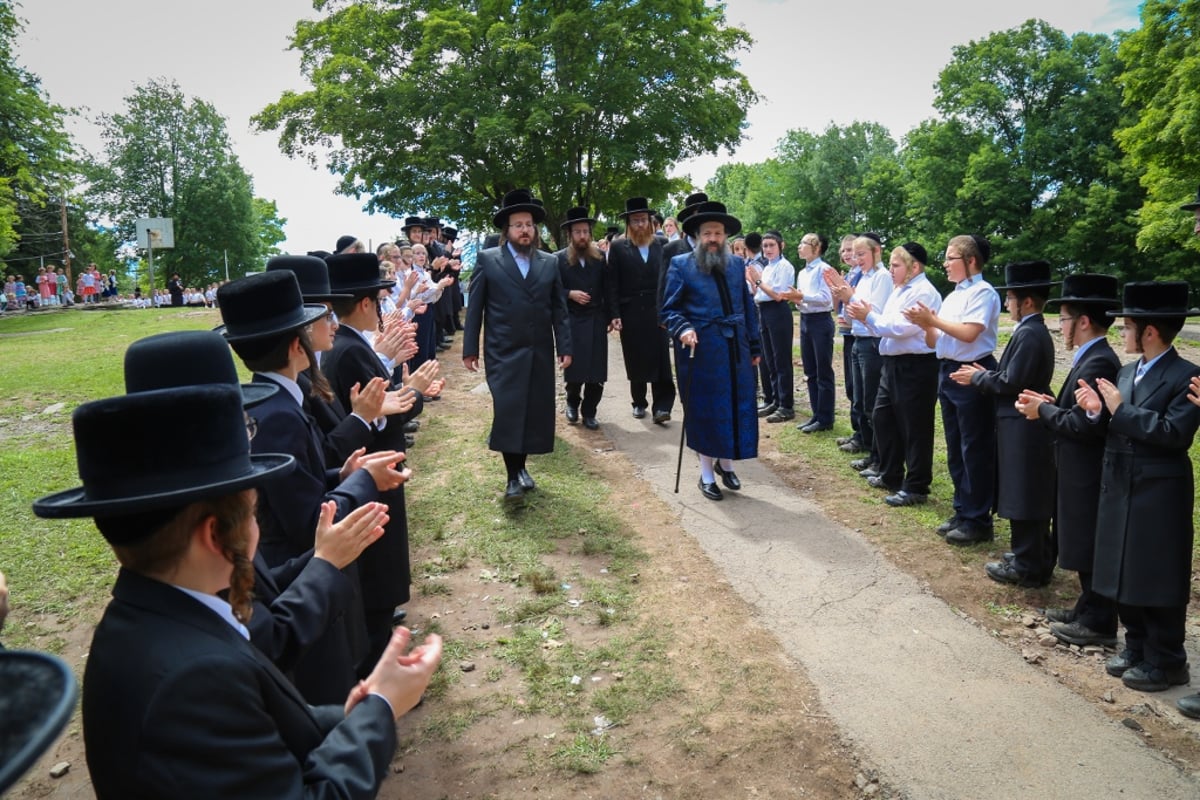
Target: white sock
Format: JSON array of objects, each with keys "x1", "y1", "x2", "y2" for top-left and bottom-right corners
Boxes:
[
  {"x1": 699, "y1": 454, "x2": 716, "y2": 484},
  {"x1": 718, "y1": 457, "x2": 734, "y2": 472}
]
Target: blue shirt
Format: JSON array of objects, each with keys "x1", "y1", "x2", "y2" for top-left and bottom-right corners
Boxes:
[{"x1": 934, "y1": 273, "x2": 999, "y2": 361}]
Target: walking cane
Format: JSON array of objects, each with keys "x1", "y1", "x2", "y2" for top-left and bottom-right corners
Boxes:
[{"x1": 674, "y1": 344, "x2": 695, "y2": 493}]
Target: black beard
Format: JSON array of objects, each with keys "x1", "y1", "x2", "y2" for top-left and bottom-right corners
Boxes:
[
  {"x1": 694, "y1": 242, "x2": 728, "y2": 275},
  {"x1": 511, "y1": 240, "x2": 533, "y2": 257}
]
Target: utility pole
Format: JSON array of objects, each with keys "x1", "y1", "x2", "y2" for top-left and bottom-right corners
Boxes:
[{"x1": 60, "y1": 190, "x2": 72, "y2": 285}]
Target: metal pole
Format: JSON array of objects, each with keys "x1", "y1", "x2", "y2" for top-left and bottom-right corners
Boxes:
[
  {"x1": 224, "y1": 249, "x2": 229, "y2": 282},
  {"x1": 673, "y1": 345, "x2": 696, "y2": 493}
]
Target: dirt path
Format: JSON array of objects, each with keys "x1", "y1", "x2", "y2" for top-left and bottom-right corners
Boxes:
[{"x1": 598, "y1": 345, "x2": 1200, "y2": 799}]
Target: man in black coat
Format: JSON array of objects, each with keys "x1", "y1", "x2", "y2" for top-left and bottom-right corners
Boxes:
[
  {"x1": 1016, "y1": 274, "x2": 1122, "y2": 645},
  {"x1": 321, "y1": 252, "x2": 427, "y2": 668},
  {"x1": 32, "y1": 384, "x2": 442, "y2": 800},
  {"x1": 464, "y1": 188, "x2": 572, "y2": 501},
  {"x1": 1078, "y1": 281, "x2": 1200, "y2": 694},
  {"x1": 557, "y1": 206, "x2": 613, "y2": 430},
  {"x1": 606, "y1": 196, "x2": 675, "y2": 423},
  {"x1": 951, "y1": 262, "x2": 1057, "y2": 586}
]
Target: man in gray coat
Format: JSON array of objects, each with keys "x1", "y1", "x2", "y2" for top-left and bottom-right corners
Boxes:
[{"x1": 464, "y1": 189, "x2": 572, "y2": 501}]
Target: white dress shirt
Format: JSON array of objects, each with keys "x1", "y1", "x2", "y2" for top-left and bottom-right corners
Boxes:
[
  {"x1": 849, "y1": 263, "x2": 893, "y2": 337},
  {"x1": 934, "y1": 273, "x2": 999, "y2": 361},
  {"x1": 863, "y1": 272, "x2": 942, "y2": 356}
]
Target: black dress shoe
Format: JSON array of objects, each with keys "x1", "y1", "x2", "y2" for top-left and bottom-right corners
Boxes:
[
  {"x1": 757, "y1": 402, "x2": 777, "y2": 417},
  {"x1": 403, "y1": 420, "x2": 421, "y2": 433},
  {"x1": 836, "y1": 435, "x2": 855, "y2": 445},
  {"x1": 1122, "y1": 663, "x2": 1190, "y2": 692},
  {"x1": 850, "y1": 456, "x2": 873, "y2": 471},
  {"x1": 884, "y1": 490, "x2": 927, "y2": 507},
  {"x1": 1043, "y1": 607, "x2": 1077, "y2": 624},
  {"x1": 1106, "y1": 648, "x2": 1142, "y2": 677},
  {"x1": 391, "y1": 608, "x2": 408, "y2": 626},
  {"x1": 839, "y1": 440, "x2": 866, "y2": 453},
  {"x1": 1177, "y1": 693, "x2": 1200, "y2": 720},
  {"x1": 652, "y1": 409, "x2": 671, "y2": 424},
  {"x1": 404, "y1": 434, "x2": 416, "y2": 448},
  {"x1": 945, "y1": 526, "x2": 995, "y2": 546},
  {"x1": 504, "y1": 479, "x2": 525, "y2": 501},
  {"x1": 698, "y1": 478, "x2": 723, "y2": 501},
  {"x1": 713, "y1": 462, "x2": 741, "y2": 491},
  {"x1": 1050, "y1": 621, "x2": 1117, "y2": 648},
  {"x1": 632, "y1": 405, "x2": 647, "y2": 419},
  {"x1": 866, "y1": 475, "x2": 896, "y2": 490},
  {"x1": 936, "y1": 515, "x2": 960, "y2": 535},
  {"x1": 517, "y1": 468, "x2": 536, "y2": 491},
  {"x1": 582, "y1": 417, "x2": 599, "y2": 430},
  {"x1": 860, "y1": 466, "x2": 881, "y2": 478},
  {"x1": 801, "y1": 422, "x2": 833, "y2": 433},
  {"x1": 984, "y1": 560, "x2": 1048, "y2": 587},
  {"x1": 565, "y1": 406, "x2": 580, "y2": 424}
]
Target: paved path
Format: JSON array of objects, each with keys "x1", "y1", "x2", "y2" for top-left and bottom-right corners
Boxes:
[{"x1": 593, "y1": 351, "x2": 1200, "y2": 799}]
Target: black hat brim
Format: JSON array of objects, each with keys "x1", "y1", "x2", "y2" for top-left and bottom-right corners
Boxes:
[
  {"x1": 560, "y1": 216, "x2": 598, "y2": 229},
  {"x1": 683, "y1": 212, "x2": 742, "y2": 238},
  {"x1": 1181, "y1": 201, "x2": 1200, "y2": 211},
  {"x1": 618, "y1": 208, "x2": 656, "y2": 220},
  {"x1": 240, "y1": 382, "x2": 278, "y2": 408},
  {"x1": 31, "y1": 453, "x2": 296, "y2": 519},
  {"x1": 216, "y1": 304, "x2": 330, "y2": 343},
  {"x1": 1107, "y1": 307, "x2": 1200, "y2": 318},
  {"x1": 1045, "y1": 296, "x2": 1121, "y2": 308},
  {"x1": 493, "y1": 204, "x2": 546, "y2": 228},
  {"x1": 995, "y1": 281, "x2": 1060, "y2": 291},
  {"x1": 300, "y1": 291, "x2": 353, "y2": 302}
]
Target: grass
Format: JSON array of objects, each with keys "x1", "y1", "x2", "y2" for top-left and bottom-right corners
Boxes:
[{"x1": 0, "y1": 306, "x2": 224, "y2": 650}]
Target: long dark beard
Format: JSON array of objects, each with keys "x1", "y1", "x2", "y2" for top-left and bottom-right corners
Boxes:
[
  {"x1": 571, "y1": 241, "x2": 601, "y2": 261},
  {"x1": 694, "y1": 241, "x2": 729, "y2": 275}
]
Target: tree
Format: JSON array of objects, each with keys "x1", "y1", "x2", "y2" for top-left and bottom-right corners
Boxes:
[
  {"x1": 255, "y1": 0, "x2": 757, "y2": 245},
  {"x1": 932, "y1": 19, "x2": 1137, "y2": 275},
  {"x1": 253, "y1": 198, "x2": 287, "y2": 259},
  {"x1": 1116, "y1": 0, "x2": 1200, "y2": 281},
  {"x1": 90, "y1": 79, "x2": 268, "y2": 287},
  {"x1": 0, "y1": 4, "x2": 73, "y2": 260}
]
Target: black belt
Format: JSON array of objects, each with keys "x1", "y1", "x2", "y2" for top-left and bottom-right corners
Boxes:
[
  {"x1": 853, "y1": 335, "x2": 881, "y2": 341},
  {"x1": 887, "y1": 352, "x2": 937, "y2": 359},
  {"x1": 940, "y1": 357, "x2": 987, "y2": 366},
  {"x1": 801, "y1": 310, "x2": 833, "y2": 316}
]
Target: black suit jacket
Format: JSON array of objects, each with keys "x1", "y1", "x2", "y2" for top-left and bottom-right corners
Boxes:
[
  {"x1": 249, "y1": 376, "x2": 377, "y2": 565},
  {"x1": 298, "y1": 369, "x2": 375, "y2": 466},
  {"x1": 83, "y1": 569, "x2": 396, "y2": 799},
  {"x1": 1036, "y1": 337, "x2": 1121, "y2": 570}
]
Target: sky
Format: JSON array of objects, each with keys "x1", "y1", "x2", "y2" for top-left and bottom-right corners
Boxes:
[{"x1": 15, "y1": 0, "x2": 1142, "y2": 258}]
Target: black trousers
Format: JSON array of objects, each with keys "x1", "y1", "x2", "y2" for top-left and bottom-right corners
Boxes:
[
  {"x1": 873, "y1": 353, "x2": 938, "y2": 494},
  {"x1": 1119, "y1": 603, "x2": 1188, "y2": 671},
  {"x1": 850, "y1": 337, "x2": 882, "y2": 457},
  {"x1": 566, "y1": 382, "x2": 604, "y2": 417},
  {"x1": 630, "y1": 380, "x2": 675, "y2": 413},
  {"x1": 758, "y1": 301, "x2": 794, "y2": 411},
  {"x1": 1073, "y1": 571, "x2": 1117, "y2": 635},
  {"x1": 938, "y1": 357, "x2": 997, "y2": 529},
  {"x1": 1009, "y1": 518, "x2": 1054, "y2": 579},
  {"x1": 841, "y1": 332, "x2": 856, "y2": 431},
  {"x1": 800, "y1": 312, "x2": 835, "y2": 425}
]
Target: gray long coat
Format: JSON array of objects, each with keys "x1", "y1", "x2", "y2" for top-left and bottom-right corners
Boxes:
[
  {"x1": 1093, "y1": 348, "x2": 1200, "y2": 607},
  {"x1": 464, "y1": 245, "x2": 571, "y2": 454}
]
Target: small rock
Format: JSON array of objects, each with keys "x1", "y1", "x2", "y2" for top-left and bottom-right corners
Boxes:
[
  {"x1": 863, "y1": 784, "x2": 880, "y2": 797},
  {"x1": 1102, "y1": 690, "x2": 1115, "y2": 704},
  {"x1": 1082, "y1": 645, "x2": 1105, "y2": 656},
  {"x1": 392, "y1": 763, "x2": 405, "y2": 774},
  {"x1": 1034, "y1": 626, "x2": 1052, "y2": 636},
  {"x1": 1021, "y1": 649, "x2": 1043, "y2": 664},
  {"x1": 1038, "y1": 634, "x2": 1059, "y2": 648},
  {"x1": 854, "y1": 773, "x2": 868, "y2": 790},
  {"x1": 42, "y1": 402, "x2": 65, "y2": 415},
  {"x1": 481, "y1": 623, "x2": 490, "y2": 630},
  {"x1": 460, "y1": 661, "x2": 476, "y2": 673},
  {"x1": 49, "y1": 762, "x2": 70, "y2": 779},
  {"x1": 1121, "y1": 717, "x2": 1144, "y2": 732},
  {"x1": 1021, "y1": 615, "x2": 1038, "y2": 628}
]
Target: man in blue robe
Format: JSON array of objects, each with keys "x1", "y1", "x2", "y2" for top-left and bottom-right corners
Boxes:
[{"x1": 661, "y1": 201, "x2": 762, "y2": 500}]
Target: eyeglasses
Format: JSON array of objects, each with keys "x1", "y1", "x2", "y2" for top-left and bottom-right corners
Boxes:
[
  {"x1": 1059, "y1": 315, "x2": 1076, "y2": 324},
  {"x1": 944, "y1": 255, "x2": 964, "y2": 264},
  {"x1": 508, "y1": 222, "x2": 537, "y2": 231}
]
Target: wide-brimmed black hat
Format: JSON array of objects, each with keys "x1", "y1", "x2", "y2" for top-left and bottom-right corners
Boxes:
[
  {"x1": 560, "y1": 206, "x2": 597, "y2": 229},
  {"x1": 493, "y1": 189, "x2": 546, "y2": 228},
  {"x1": 32, "y1": 385, "x2": 294, "y2": 525},
  {"x1": 996, "y1": 260, "x2": 1059, "y2": 290},
  {"x1": 425, "y1": 217, "x2": 442, "y2": 229},
  {"x1": 125, "y1": 331, "x2": 277, "y2": 408},
  {"x1": 443, "y1": 226, "x2": 458, "y2": 241},
  {"x1": 325, "y1": 252, "x2": 395, "y2": 296},
  {"x1": 266, "y1": 255, "x2": 351, "y2": 302},
  {"x1": 682, "y1": 201, "x2": 742, "y2": 238},
  {"x1": 1180, "y1": 185, "x2": 1200, "y2": 212},
  {"x1": 216, "y1": 271, "x2": 329, "y2": 343},
  {"x1": 1046, "y1": 273, "x2": 1120, "y2": 308},
  {"x1": 618, "y1": 197, "x2": 655, "y2": 220},
  {"x1": 676, "y1": 192, "x2": 708, "y2": 224},
  {"x1": 401, "y1": 216, "x2": 426, "y2": 233},
  {"x1": 1109, "y1": 281, "x2": 1200, "y2": 318}
]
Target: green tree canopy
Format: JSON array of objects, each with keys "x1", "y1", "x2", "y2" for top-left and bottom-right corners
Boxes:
[
  {"x1": 90, "y1": 79, "x2": 269, "y2": 287},
  {"x1": 1116, "y1": 0, "x2": 1200, "y2": 280},
  {"x1": 255, "y1": 0, "x2": 757, "y2": 244}
]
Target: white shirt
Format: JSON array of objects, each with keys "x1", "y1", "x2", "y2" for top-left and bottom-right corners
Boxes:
[
  {"x1": 849, "y1": 264, "x2": 893, "y2": 337},
  {"x1": 797, "y1": 257, "x2": 834, "y2": 314},
  {"x1": 754, "y1": 257, "x2": 795, "y2": 303},
  {"x1": 864, "y1": 272, "x2": 942, "y2": 356},
  {"x1": 934, "y1": 273, "x2": 999, "y2": 361},
  {"x1": 174, "y1": 585, "x2": 250, "y2": 640},
  {"x1": 258, "y1": 371, "x2": 304, "y2": 407}
]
